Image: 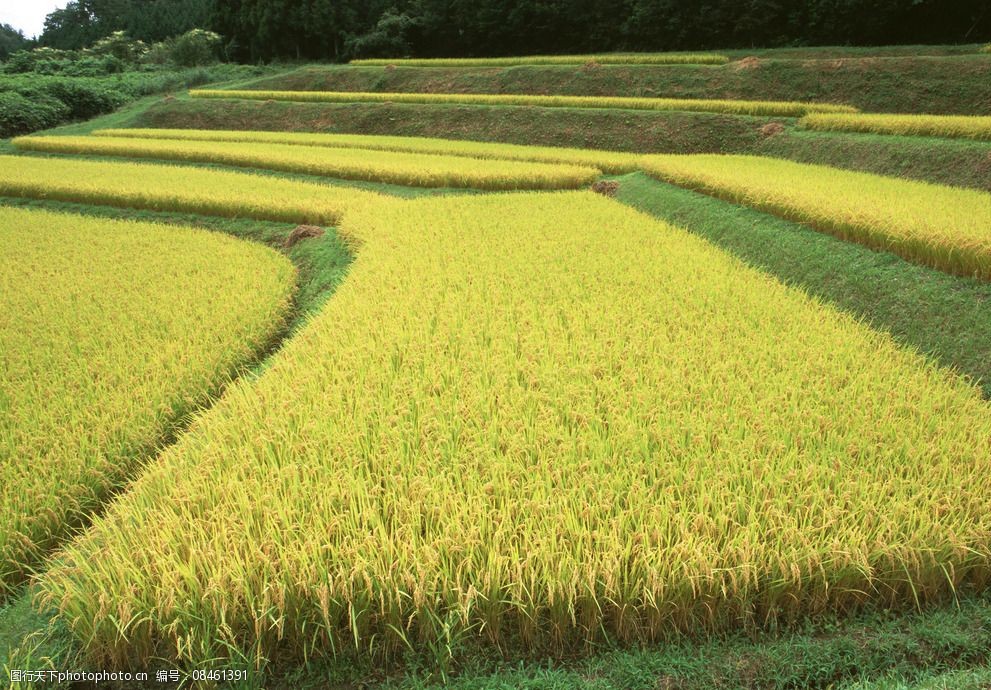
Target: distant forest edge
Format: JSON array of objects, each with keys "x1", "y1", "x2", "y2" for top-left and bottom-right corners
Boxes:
[{"x1": 6, "y1": 0, "x2": 991, "y2": 63}]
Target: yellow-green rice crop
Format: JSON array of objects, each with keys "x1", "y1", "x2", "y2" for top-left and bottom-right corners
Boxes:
[
  {"x1": 94, "y1": 128, "x2": 644, "y2": 174},
  {"x1": 0, "y1": 206, "x2": 295, "y2": 596},
  {"x1": 350, "y1": 53, "x2": 729, "y2": 66},
  {"x1": 0, "y1": 155, "x2": 383, "y2": 224},
  {"x1": 40, "y1": 192, "x2": 991, "y2": 670},
  {"x1": 190, "y1": 89, "x2": 859, "y2": 117},
  {"x1": 13, "y1": 136, "x2": 599, "y2": 191},
  {"x1": 641, "y1": 154, "x2": 991, "y2": 281},
  {"x1": 801, "y1": 113, "x2": 991, "y2": 142}
]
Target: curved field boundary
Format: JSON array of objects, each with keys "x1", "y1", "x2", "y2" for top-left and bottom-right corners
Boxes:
[
  {"x1": 5, "y1": 137, "x2": 991, "y2": 283},
  {"x1": 94, "y1": 128, "x2": 644, "y2": 174},
  {"x1": 34, "y1": 189, "x2": 991, "y2": 671},
  {"x1": 0, "y1": 206, "x2": 296, "y2": 597},
  {"x1": 0, "y1": 154, "x2": 382, "y2": 225},
  {"x1": 801, "y1": 112, "x2": 991, "y2": 142},
  {"x1": 641, "y1": 154, "x2": 991, "y2": 281},
  {"x1": 350, "y1": 53, "x2": 729, "y2": 66},
  {"x1": 190, "y1": 89, "x2": 858, "y2": 117},
  {"x1": 13, "y1": 135, "x2": 600, "y2": 191}
]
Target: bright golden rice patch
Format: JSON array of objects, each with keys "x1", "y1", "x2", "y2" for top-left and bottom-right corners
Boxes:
[
  {"x1": 190, "y1": 89, "x2": 859, "y2": 117},
  {"x1": 641, "y1": 154, "x2": 991, "y2": 281},
  {"x1": 0, "y1": 206, "x2": 295, "y2": 595},
  {"x1": 39, "y1": 192, "x2": 991, "y2": 669},
  {"x1": 13, "y1": 135, "x2": 601, "y2": 190}
]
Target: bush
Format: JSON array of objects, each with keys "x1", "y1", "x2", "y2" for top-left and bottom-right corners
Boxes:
[
  {"x1": 345, "y1": 11, "x2": 416, "y2": 59},
  {"x1": 0, "y1": 91, "x2": 69, "y2": 137},
  {"x1": 30, "y1": 79, "x2": 128, "y2": 119},
  {"x1": 169, "y1": 29, "x2": 221, "y2": 67},
  {"x1": 982, "y1": 44, "x2": 991, "y2": 54},
  {"x1": 90, "y1": 31, "x2": 147, "y2": 63}
]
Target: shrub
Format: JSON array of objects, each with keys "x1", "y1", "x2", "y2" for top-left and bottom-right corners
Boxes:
[
  {"x1": 0, "y1": 91, "x2": 69, "y2": 137},
  {"x1": 345, "y1": 10, "x2": 417, "y2": 59},
  {"x1": 89, "y1": 31, "x2": 147, "y2": 63},
  {"x1": 169, "y1": 29, "x2": 222, "y2": 67},
  {"x1": 27, "y1": 79, "x2": 128, "y2": 119},
  {"x1": 982, "y1": 44, "x2": 991, "y2": 54}
]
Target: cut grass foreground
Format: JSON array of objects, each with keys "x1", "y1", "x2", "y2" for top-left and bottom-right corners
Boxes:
[
  {"x1": 36, "y1": 191, "x2": 991, "y2": 673},
  {"x1": 12, "y1": 135, "x2": 600, "y2": 191},
  {"x1": 0, "y1": 154, "x2": 383, "y2": 225},
  {"x1": 0, "y1": 205, "x2": 295, "y2": 598},
  {"x1": 190, "y1": 89, "x2": 858, "y2": 117},
  {"x1": 350, "y1": 53, "x2": 729, "y2": 66},
  {"x1": 640, "y1": 154, "x2": 991, "y2": 281},
  {"x1": 801, "y1": 113, "x2": 991, "y2": 142},
  {"x1": 93, "y1": 127, "x2": 644, "y2": 174}
]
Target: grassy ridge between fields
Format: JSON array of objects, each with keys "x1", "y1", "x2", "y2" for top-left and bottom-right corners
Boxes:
[
  {"x1": 11, "y1": 135, "x2": 600, "y2": 190},
  {"x1": 802, "y1": 112, "x2": 991, "y2": 142},
  {"x1": 351, "y1": 53, "x2": 729, "y2": 66},
  {"x1": 0, "y1": 206, "x2": 296, "y2": 598},
  {"x1": 41, "y1": 129, "x2": 991, "y2": 283},
  {"x1": 238, "y1": 57, "x2": 991, "y2": 115},
  {"x1": 640, "y1": 155, "x2": 991, "y2": 281},
  {"x1": 190, "y1": 89, "x2": 859, "y2": 117},
  {"x1": 130, "y1": 98, "x2": 991, "y2": 192},
  {"x1": 33, "y1": 189, "x2": 991, "y2": 672}
]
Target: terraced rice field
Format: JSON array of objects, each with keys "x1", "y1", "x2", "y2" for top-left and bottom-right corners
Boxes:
[
  {"x1": 13, "y1": 135, "x2": 600, "y2": 190},
  {"x1": 0, "y1": 154, "x2": 381, "y2": 224},
  {"x1": 39, "y1": 192, "x2": 991, "y2": 669},
  {"x1": 801, "y1": 113, "x2": 991, "y2": 141},
  {"x1": 640, "y1": 155, "x2": 991, "y2": 280},
  {"x1": 190, "y1": 89, "x2": 859, "y2": 117},
  {"x1": 0, "y1": 206, "x2": 295, "y2": 596},
  {"x1": 3, "y1": 53, "x2": 991, "y2": 687},
  {"x1": 93, "y1": 128, "x2": 645, "y2": 174},
  {"x1": 350, "y1": 53, "x2": 730, "y2": 66}
]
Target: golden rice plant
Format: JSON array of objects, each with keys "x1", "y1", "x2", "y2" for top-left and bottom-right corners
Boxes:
[
  {"x1": 40, "y1": 192, "x2": 991, "y2": 671},
  {"x1": 13, "y1": 136, "x2": 600, "y2": 191},
  {"x1": 190, "y1": 89, "x2": 859, "y2": 117},
  {"x1": 641, "y1": 154, "x2": 991, "y2": 280},
  {"x1": 94, "y1": 128, "x2": 644, "y2": 174},
  {"x1": 801, "y1": 112, "x2": 991, "y2": 141},
  {"x1": 0, "y1": 206, "x2": 295, "y2": 596},
  {"x1": 350, "y1": 53, "x2": 730, "y2": 66},
  {"x1": 0, "y1": 155, "x2": 383, "y2": 225}
]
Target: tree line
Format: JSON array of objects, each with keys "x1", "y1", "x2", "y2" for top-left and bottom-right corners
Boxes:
[{"x1": 28, "y1": 0, "x2": 991, "y2": 62}]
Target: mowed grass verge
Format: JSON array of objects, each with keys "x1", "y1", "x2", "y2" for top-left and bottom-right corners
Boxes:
[
  {"x1": 190, "y1": 89, "x2": 858, "y2": 117},
  {"x1": 640, "y1": 155, "x2": 991, "y2": 281},
  {"x1": 0, "y1": 206, "x2": 296, "y2": 597},
  {"x1": 93, "y1": 128, "x2": 644, "y2": 174},
  {"x1": 37, "y1": 192, "x2": 991, "y2": 673},
  {"x1": 12, "y1": 136, "x2": 600, "y2": 191},
  {"x1": 801, "y1": 113, "x2": 991, "y2": 142}
]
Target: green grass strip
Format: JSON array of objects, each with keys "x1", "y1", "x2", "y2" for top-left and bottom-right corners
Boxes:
[
  {"x1": 640, "y1": 154, "x2": 991, "y2": 281},
  {"x1": 350, "y1": 53, "x2": 729, "y2": 66}
]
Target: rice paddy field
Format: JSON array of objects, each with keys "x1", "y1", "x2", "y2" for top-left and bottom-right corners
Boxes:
[{"x1": 3, "y1": 44, "x2": 991, "y2": 690}]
